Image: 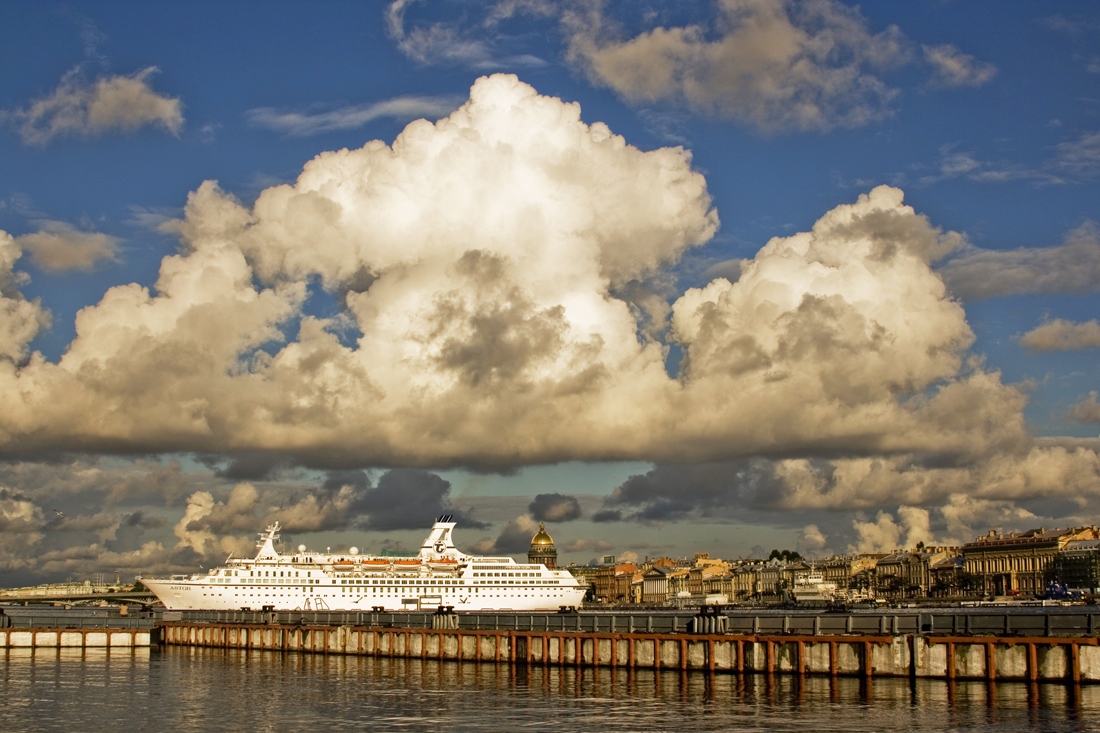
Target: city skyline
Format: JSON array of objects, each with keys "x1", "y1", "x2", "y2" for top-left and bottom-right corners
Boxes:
[{"x1": 1, "y1": 1, "x2": 1099, "y2": 584}]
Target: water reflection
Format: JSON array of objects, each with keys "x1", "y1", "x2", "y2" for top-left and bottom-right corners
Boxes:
[{"x1": 1, "y1": 648, "x2": 1098, "y2": 732}]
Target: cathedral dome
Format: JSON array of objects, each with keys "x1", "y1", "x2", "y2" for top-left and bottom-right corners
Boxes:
[
  {"x1": 531, "y1": 523, "x2": 555, "y2": 546},
  {"x1": 528, "y1": 522, "x2": 558, "y2": 568}
]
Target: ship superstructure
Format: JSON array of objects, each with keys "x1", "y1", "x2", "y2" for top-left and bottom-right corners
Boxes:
[{"x1": 139, "y1": 516, "x2": 586, "y2": 612}]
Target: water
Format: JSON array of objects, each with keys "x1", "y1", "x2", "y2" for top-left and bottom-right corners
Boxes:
[{"x1": 2, "y1": 648, "x2": 1098, "y2": 732}]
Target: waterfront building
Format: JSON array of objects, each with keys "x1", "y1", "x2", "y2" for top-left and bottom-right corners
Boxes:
[
  {"x1": 701, "y1": 572, "x2": 734, "y2": 604},
  {"x1": 755, "y1": 560, "x2": 806, "y2": 602},
  {"x1": 592, "y1": 562, "x2": 637, "y2": 603},
  {"x1": 874, "y1": 548, "x2": 957, "y2": 600},
  {"x1": 641, "y1": 565, "x2": 673, "y2": 604},
  {"x1": 688, "y1": 562, "x2": 729, "y2": 596},
  {"x1": 962, "y1": 526, "x2": 1100, "y2": 596},
  {"x1": 1053, "y1": 539, "x2": 1100, "y2": 593},
  {"x1": 729, "y1": 562, "x2": 763, "y2": 602},
  {"x1": 929, "y1": 555, "x2": 970, "y2": 598},
  {"x1": 527, "y1": 523, "x2": 558, "y2": 569},
  {"x1": 668, "y1": 567, "x2": 691, "y2": 601},
  {"x1": 822, "y1": 554, "x2": 881, "y2": 591}
]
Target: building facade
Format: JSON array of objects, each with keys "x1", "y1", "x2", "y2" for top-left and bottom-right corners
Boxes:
[{"x1": 962, "y1": 527, "x2": 1100, "y2": 596}]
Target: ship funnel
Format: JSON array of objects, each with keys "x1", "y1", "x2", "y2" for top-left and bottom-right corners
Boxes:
[{"x1": 420, "y1": 517, "x2": 462, "y2": 560}]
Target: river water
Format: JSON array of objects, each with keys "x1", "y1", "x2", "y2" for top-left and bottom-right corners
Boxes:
[{"x1": 2, "y1": 647, "x2": 1098, "y2": 732}]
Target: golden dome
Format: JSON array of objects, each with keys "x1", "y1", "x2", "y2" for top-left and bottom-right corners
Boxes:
[{"x1": 531, "y1": 522, "x2": 555, "y2": 546}]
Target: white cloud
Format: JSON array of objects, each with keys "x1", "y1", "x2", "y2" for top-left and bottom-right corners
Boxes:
[
  {"x1": 9, "y1": 67, "x2": 183, "y2": 145},
  {"x1": 471, "y1": 514, "x2": 540, "y2": 555},
  {"x1": 917, "y1": 131, "x2": 1100, "y2": 188},
  {"x1": 1020, "y1": 319, "x2": 1100, "y2": 352},
  {"x1": 173, "y1": 487, "x2": 256, "y2": 556},
  {"x1": 922, "y1": 44, "x2": 996, "y2": 87},
  {"x1": 386, "y1": 0, "x2": 550, "y2": 69},
  {"x1": 387, "y1": 0, "x2": 495, "y2": 66},
  {"x1": 246, "y1": 95, "x2": 463, "y2": 137},
  {"x1": 939, "y1": 494, "x2": 1038, "y2": 542},
  {"x1": 916, "y1": 144, "x2": 1065, "y2": 186},
  {"x1": 938, "y1": 222, "x2": 1100, "y2": 299},
  {"x1": 1053, "y1": 130, "x2": 1100, "y2": 179},
  {"x1": 850, "y1": 506, "x2": 935, "y2": 553},
  {"x1": 0, "y1": 231, "x2": 50, "y2": 363},
  {"x1": 849, "y1": 511, "x2": 902, "y2": 553},
  {"x1": 796, "y1": 523, "x2": 826, "y2": 555},
  {"x1": 1070, "y1": 393, "x2": 1100, "y2": 424},
  {"x1": 563, "y1": 0, "x2": 908, "y2": 132},
  {"x1": 896, "y1": 505, "x2": 934, "y2": 547},
  {"x1": 15, "y1": 220, "x2": 119, "y2": 272},
  {"x1": 0, "y1": 75, "x2": 1059, "y2": 484}
]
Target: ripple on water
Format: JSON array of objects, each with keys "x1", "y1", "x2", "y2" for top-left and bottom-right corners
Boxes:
[{"x1": 0, "y1": 647, "x2": 1096, "y2": 733}]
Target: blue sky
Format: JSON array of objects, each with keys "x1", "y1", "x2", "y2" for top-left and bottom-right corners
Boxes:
[{"x1": 0, "y1": 1, "x2": 1098, "y2": 583}]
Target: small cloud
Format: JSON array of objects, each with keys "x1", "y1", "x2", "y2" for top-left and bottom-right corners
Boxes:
[
  {"x1": 796, "y1": 524, "x2": 827, "y2": 556},
  {"x1": 1040, "y1": 15, "x2": 1100, "y2": 35},
  {"x1": 561, "y1": 0, "x2": 910, "y2": 133},
  {"x1": 527, "y1": 492, "x2": 582, "y2": 522},
  {"x1": 198, "y1": 123, "x2": 220, "y2": 144},
  {"x1": 386, "y1": 0, "x2": 548, "y2": 69},
  {"x1": 702, "y1": 259, "x2": 745, "y2": 283},
  {"x1": 938, "y1": 222, "x2": 1100, "y2": 299},
  {"x1": 1069, "y1": 392, "x2": 1100, "y2": 424},
  {"x1": 1053, "y1": 130, "x2": 1100, "y2": 180},
  {"x1": 922, "y1": 44, "x2": 997, "y2": 88},
  {"x1": 246, "y1": 95, "x2": 461, "y2": 137},
  {"x1": 15, "y1": 220, "x2": 120, "y2": 272},
  {"x1": 561, "y1": 538, "x2": 612, "y2": 553},
  {"x1": 1019, "y1": 319, "x2": 1100, "y2": 352},
  {"x1": 126, "y1": 205, "x2": 181, "y2": 231},
  {"x1": 917, "y1": 144, "x2": 1063, "y2": 187},
  {"x1": 8, "y1": 67, "x2": 183, "y2": 146}
]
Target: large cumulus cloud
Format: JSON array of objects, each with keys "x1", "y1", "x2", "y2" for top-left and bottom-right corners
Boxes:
[
  {"x1": 0, "y1": 74, "x2": 1083, "y2": 494},
  {"x1": 3, "y1": 74, "x2": 717, "y2": 464}
]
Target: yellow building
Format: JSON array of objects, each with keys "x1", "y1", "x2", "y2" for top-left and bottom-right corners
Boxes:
[{"x1": 962, "y1": 527, "x2": 1100, "y2": 596}]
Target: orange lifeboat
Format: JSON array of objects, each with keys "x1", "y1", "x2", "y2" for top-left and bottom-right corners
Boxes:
[{"x1": 427, "y1": 558, "x2": 458, "y2": 570}]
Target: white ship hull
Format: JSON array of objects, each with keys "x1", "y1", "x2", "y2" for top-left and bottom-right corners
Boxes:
[{"x1": 140, "y1": 517, "x2": 585, "y2": 612}]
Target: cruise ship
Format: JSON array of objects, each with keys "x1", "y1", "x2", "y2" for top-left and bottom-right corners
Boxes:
[{"x1": 139, "y1": 517, "x2": 586, "y2": 612}]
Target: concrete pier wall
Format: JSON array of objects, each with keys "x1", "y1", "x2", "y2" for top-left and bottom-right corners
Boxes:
[
  {"x1": 159, "y1": 623, "x2": 1100, "y2": 683},
  {"x1": 0, "y1": 628, "x2": 153, "y2": 648}
]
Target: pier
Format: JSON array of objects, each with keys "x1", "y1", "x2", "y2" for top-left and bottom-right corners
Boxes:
[
  {"x1": 156, "y1": 607, "x2": 1100, "y2": 683},
  {"x1": 0, "y1": 628, "x2": 154, "y2": 649},
  {"x1": 0, "y1": 606, "x2": 158, "y2": 649}
]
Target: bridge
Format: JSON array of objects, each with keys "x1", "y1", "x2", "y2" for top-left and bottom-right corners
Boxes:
[{"x1": 0, "y1": 590, "x2": 158, "y2": 605}]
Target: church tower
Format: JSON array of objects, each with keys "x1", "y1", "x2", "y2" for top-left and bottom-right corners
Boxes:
[{"x1": 528, "y1": 522, "x2": 558, "y2": 569}]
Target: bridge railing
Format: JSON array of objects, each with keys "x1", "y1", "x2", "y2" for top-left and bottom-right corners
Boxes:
[{"x1": 165, "y1": 607, "x2": 1100, "y2": 638}]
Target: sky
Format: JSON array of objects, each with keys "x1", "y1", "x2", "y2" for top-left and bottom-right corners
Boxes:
[{"x1": 0, "y1": 1, "x2": 1099, "y2": 585}]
